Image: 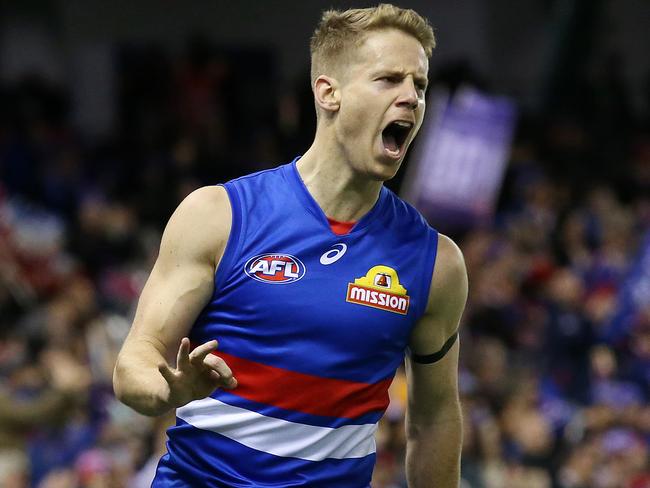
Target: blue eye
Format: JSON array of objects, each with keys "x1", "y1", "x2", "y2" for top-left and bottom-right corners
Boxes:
[{"x1": 377, "y1": 75, "x2": 400, "y2": 83}]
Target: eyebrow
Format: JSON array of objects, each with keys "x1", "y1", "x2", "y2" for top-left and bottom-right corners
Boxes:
[{"x1": 373, "y1": 69, "x2": 428, "y2": 86}]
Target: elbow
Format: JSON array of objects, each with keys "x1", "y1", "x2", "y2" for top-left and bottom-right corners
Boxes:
[
  {"x1": 111, "y1": 353, "x2": 169, "y2": 417},
  {"x1": 112, "y1": 356, "x2": 127, "y2": 403},
  {"x1": 112, "y1": 352, "x2": 139, "y2": 407},
  {"x1": 406, "y1": 413, "x2": 463, "y2": 440},
  {"x1": 406, "y1": 401, "x2": 462, "y2": 439}
]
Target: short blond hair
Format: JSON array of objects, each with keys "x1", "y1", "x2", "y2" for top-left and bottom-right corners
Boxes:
[{"x1": 310, "y1": 4, "x2": 436, "y2": 84}]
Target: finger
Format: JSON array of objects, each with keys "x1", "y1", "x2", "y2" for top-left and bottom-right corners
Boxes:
[
  {"x1": 223, "y1": 377, "x2": 238, "y2": 389},
  {"x1": 205, "y1": 369, "x2": 237, "y2": 390},
  {"x1": 176, "y1": 338, "x2": 191, "y2": 371},
  {"x1": 203, "y1": 354, "x2": 237, "y2": 388},
  {"x1": 158, "y1": 362, "x2": 176, "y2": 383},
  {"x1": 188, "y1": 339, "x2": 219, "y2": 366}
]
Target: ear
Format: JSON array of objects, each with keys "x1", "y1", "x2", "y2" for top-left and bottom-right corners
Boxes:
[{"x1": 313, "y1": 75, "x2": 341, "y2": 113}]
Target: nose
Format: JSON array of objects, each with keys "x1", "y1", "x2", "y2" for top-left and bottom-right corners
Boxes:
[{"x1": 397, "y1": 77, "x2": 419, "y2": 110}]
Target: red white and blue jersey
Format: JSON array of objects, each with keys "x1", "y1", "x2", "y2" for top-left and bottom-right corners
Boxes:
[{"x1": 153, "y1": 159, "x2": 439, "y2": 487}]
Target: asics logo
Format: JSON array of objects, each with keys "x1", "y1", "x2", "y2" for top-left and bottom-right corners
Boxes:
[{"x1": 320, "y1": 243, "x2": 347, "y2": 265}]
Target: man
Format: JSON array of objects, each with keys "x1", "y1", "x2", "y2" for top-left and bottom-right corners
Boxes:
[{"x1": 114, "y1": 4, "x2": 467, "y2": 487}]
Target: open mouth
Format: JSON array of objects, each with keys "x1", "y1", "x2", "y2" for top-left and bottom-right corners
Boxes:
[{"x1": 381, "y1": 120, "x2": 413, "y2": 157}]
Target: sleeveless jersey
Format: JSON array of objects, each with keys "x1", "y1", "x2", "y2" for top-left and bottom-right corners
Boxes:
[{"x1": 153, "y1": 159, "x2": 439, "y2": 487}]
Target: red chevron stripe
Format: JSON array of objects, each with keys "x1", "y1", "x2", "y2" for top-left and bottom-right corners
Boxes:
[{"x1": 212, "y1": 351, "x2": 392, "y2": 419}]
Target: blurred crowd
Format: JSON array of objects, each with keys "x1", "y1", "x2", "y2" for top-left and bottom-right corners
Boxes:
[{"x1": 0, "y1": 37, "x2": 649, "y2": 488}]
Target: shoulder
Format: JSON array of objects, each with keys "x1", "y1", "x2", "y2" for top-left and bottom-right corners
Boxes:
[
  {"x1": 161, "y1": 186, "x2": 232, "y2": 268},
  {"x1": 433, "y1": 235, "x2": 467, "y2": 286},
  {"x1": 408, "y1": 233, "x2": 467, "y2": 355},
  {"x1": 382, "y1": 187, "x2": 435, "y2": 233},
  {"x1": 170, "y1": 185, "x2": 230, "y2": 227},
  {"x1": 425, "y1": 234, "x2": 468, "y2": 324},
  {"x1": 222, "y1": 163, "x2": 293, "y2": 212},
  {"x1": 225, "y1": 164, "x2": 288, "y2": 190}
]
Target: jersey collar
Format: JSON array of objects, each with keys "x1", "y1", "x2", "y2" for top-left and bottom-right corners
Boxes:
[{"x1": 283, "y1": 157, "x2": 390, "y2": 237}]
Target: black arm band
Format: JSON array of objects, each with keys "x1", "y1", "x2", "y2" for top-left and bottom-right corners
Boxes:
[{"x1": 409, "y1": 331, "x2": 459, "y2": 364}]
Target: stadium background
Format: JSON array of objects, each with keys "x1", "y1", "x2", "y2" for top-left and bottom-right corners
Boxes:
[{"x1": 0, "y1": 1, "x2": 648, "y2": 486}]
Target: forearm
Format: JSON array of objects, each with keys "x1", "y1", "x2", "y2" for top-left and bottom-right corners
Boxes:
[
  {"x1": 0, "y1": 391, "x2": 72, "y2": 428},
  {"x1": 405, "y1": 401, "x2": 463, "y2": 488},
  {"x1": 113, "y1": 339, "x2": 173, "y2": 417}
]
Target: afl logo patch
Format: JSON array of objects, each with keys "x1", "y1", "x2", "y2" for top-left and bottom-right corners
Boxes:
[{"x1": 245, "y1": 253, "x2": 306, "y2": 284}]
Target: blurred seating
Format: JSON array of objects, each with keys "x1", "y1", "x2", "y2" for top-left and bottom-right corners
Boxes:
[{"x1": 0, "y1": 38, "x2": 648, "y2": 488}]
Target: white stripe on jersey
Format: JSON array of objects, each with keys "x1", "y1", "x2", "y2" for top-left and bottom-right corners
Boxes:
[{"x1": 176, "y1": 397, "x2": 378, "y2": 461}]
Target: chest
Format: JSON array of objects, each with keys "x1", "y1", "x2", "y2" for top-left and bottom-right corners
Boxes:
[
  {"x1": 192, "y1": 172, "x2": 435, "y2": 381},
  {"x1": 216, "y1": 220, "x2": 425, "y2": 365}
]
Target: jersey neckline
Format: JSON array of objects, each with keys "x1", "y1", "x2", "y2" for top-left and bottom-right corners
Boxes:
[{"x1": 283, "y1": 157, "x2": 390, "y2": 237}]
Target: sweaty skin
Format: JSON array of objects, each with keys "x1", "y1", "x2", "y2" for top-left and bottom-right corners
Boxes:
[{"x1": 113, "y1": 27, "x2": 466, "y2": 488}]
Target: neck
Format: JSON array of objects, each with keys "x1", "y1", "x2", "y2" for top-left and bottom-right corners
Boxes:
[{"x1": 296, "y1": 127, "x2": 383, "y2": 222}]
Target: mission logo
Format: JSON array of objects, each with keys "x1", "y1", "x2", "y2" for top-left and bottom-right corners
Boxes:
[
  {"x1": 346, "y1": 265, "x2": 410, "y2": 315},
  {"x1": 245, "y1": 253, "x2": 306, "y2": 284}
]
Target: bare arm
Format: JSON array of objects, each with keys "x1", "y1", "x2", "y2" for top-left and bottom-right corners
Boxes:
[
  {"x1": 405, "y1": 234, "x2": 468, "y2": 488},
  {"x1": 0, "y1": 390, "x2": 72, "y2": 429},
  {"x1": 0, "y1": 350, "x2": 90, "y2": 429},
  {"x1": 113, "y1": 186, "x2": 237, "y2": 416}
]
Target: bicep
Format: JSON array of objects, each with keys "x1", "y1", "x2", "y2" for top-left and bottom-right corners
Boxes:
[
  {"x1": 406, "y1": 337, "x2": 460, "y2": 424},
  {"x1": 406, "y1": 234, "x2": 467, "y2": 420},
  {"x1": 127, "y1": 255, "x2": 215, "y2": 358},
  {"x1": 124, "y1": 186, "x2": 231, "y2": 358}
]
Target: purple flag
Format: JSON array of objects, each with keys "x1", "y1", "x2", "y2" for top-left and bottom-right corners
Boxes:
[{"x1": 402, "y1": 87, "x2": 517, "y2": 230}]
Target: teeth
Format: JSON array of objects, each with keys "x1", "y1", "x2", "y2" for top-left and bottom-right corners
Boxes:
[{"x1": 394, "y1": 121, "x2": 412, "y2": 128}]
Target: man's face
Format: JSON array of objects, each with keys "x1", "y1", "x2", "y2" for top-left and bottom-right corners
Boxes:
[{"x1": 333, "y1": 28, "x2": 429, "y2": 181}]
